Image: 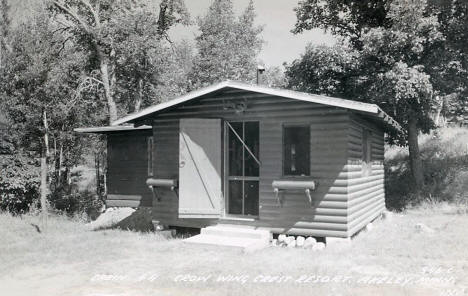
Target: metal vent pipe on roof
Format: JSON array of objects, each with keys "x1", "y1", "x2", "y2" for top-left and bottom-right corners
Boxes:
[{"x1": 256, "y1": 65, "x2": 265, "y2": 85}]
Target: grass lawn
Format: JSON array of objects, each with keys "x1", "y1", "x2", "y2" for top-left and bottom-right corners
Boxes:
[{"x1": 1, "y1": 205, "x2": 467, "y2": 296}]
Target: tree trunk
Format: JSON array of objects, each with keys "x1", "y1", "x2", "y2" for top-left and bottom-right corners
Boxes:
[
  {"x1": 43, "y1": 110, "x2": 50, "y2": 156},
  {"x1": 40, "y1": 157, "x2": 47, "y2": 219},
  {"x1": 95, "y1": 153, "x2": 100, "y2": 197},
  {"x1": 58, "y1": 144, "x2": 63, "y2": 179},
  {"x1": 408, "y1": 116, "x2": 424, "y2": 191},
  {"x1": 41, "y1": 110, "x2": 49, "y2": 220},
  {"x1": 134, "y1": 78, "x2": 143, "y2": 112},
  {"x1": 100, "y1": 59, "x2": 118, "y2": 123}
]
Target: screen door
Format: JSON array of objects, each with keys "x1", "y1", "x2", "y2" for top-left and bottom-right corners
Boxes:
[{"x1": 226, "y1": 121, "x2": 259, "y2": 216}]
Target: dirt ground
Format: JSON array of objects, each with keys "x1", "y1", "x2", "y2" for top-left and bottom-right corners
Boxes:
[{"x1": 0, "y1": 205, "x2": 467, "y2": 296}]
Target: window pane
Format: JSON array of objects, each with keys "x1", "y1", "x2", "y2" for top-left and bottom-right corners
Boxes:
[
  {"x1": 228, "y1": 122, "x2": 243, "y2": 176},
  {"x1": 244, "y1": 181, "x2": 259, "y2": 216},
  {"x1": 244, "y1": 122, "x2": 259, "y2": 177},
  {"x1": 283, "y1": 126, "x2": 310, "y2": 176},
  {"x1": 228, "y1": 180, "x2": 243, "y2": 215}
]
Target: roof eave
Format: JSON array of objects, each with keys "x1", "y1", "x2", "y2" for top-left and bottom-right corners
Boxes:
[
  {"x1": 74, "y1": 125, "x2": 152, "y2": 134},
  {"x1": 110, "y1": 80, "x2": 402, "y2": 132},
  {"x1": 111, "y1": 81, "x2": 232, "y2": 126}
]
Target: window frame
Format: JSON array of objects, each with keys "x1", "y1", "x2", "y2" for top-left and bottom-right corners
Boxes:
[{"x1": 282, "y1": 123, "x2": 311, "y2": 177}]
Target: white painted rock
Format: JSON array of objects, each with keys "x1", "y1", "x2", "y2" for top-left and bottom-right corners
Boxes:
[
  {"x1": 304, "y1": 237, "x2": 317, "y2": 248},
  {"x1": 382, "y1": 211, "x2": 393, "y2": 220},
  {"x1": 285, "y1": 236, "x2": 295, "y2": 244},
  {"x1": 296, "y1": 236, "x2": 305, "y2": 247},
  {"x1": 287, "y1": 240, "x2": 297, "y2": 248},
  {"x1": 312, "y1": 242, "x2": 326, "y2": 251},
  {"x1": 278, "y1": 234, "x2": 287, "y2": 242},
  {"x1": 415, "y1": 223, "x2": 435, "y2": 233}
]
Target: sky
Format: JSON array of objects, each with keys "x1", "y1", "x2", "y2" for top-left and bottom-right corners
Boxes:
[
  {"x1": 8, "y1": 0, "x2": 335, "y2": 67},
  {"x1": 170, "y1": 0, "x2": 336, "y2": 67}
]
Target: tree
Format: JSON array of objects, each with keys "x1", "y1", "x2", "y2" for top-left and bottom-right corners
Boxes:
[
  {"x1": 154, "y1": 39, "x2": 194, "y2": 103},
  {"x1": 110, "y1": 3, "x2": 186, "y2": 113},
  {"x1": 0, "y1": 9, "x2": 101, "y2": 214},
  {"x1": 49, "y1": 0, "x2": 189, "y2": 123},
  {"x1": 260, "y1": 66, "x2": 288, "y2": 88},
  {"x1": 292, "y1": 0, "x2": 391, "y2": 48},
  {"x1": 286, "y1": 44, "x2": 360, "y2": 98},
  {"x1": 289, "y1": 0, "x2": 448, "y2": 190},
  {"x1": 426, "y1": 0, "x2": 468, "y2": 124},
  {"x1": 0, "y1": 0, "x2": 12, "y2": 69},
  {"x1": 189, "y1": 0, "x2": 263, "y2": 87}
]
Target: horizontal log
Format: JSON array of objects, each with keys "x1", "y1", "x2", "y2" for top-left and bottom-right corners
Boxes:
[
  {"x1": 348, "y1": 187, "x2": 384, "y2": 205},
  {"x1": 155, "y1": 108, "x2": 351, "y2": 120},
  {"x1": 348, "y1": 179, "x2": 383, "y2": 194},
  {"x1": 348, "y1": 202, "x2": 384, "y2": 225},
  {"x1": 179, "y1": 102, "x2": 334, "y2": 113},
  {"x1": 261, "y1": 221, "x2": 348, "y2": 231},
  {"x1": 350, "y1": 116, "x2": 382, "y2": 133},
  {"x1": 106, "y1": 200, "x2": 141, "y2": 208},
  {"x1": 278, "y1": 228, "x2": 348, "y2": 238},
  {"x1": 107, "y1": 194, "x2": 143, "y2": 201},
  {"x1": 146, "y1": 178, "x2": 178, "y2": 188},
  {"x1": 348, "y1": 195, "x2": 384, "y2": 218},
  {"x1": 153, "y1": 218, "x2": 216, "y2": 228},
  {"x1": 348, "y1": 204, "x2": 385, "y2": 235},
  {"x1": 260, "y1": 206, "x2": 348, "y2": 216},
  {"x1": 346, "y1": 170, "x2": 383, "y2": 180},
  {"x1": 347, "y1": 141, "x2": 363, "y2": 152},
  {"x1": 347, "y1": 174, "x2": 384, "y2": 186},
  {"x1": 260, "y1": 215, "x2": 348, "y2": 224},
  {"x1": 260, "y1": 191, "x2": 348, "y2": 202}
]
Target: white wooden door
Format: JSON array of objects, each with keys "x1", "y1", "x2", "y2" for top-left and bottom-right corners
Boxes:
[{"x1": 178, "y1": 118, "x2": 222, "y2": 218}]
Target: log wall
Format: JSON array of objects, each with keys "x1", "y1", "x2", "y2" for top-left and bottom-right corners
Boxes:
[
  {"x1": 346, "y1": 114, "x2": 386, "y2": 236},
  {"x1": 107, "y1": 131, "x2": 153, "y2": 207},
  {"x1": 151, "y1": 89, "x2": 356, "y2": 236}
]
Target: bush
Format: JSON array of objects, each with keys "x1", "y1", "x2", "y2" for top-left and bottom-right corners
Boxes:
[
  {"x1": 49, "y1": 184, "x2": 104, "y2": 221},
  {"x1": 0, "y1": 154, "x2": 40, "y2": 214},
  {"x1": 385, "y1": 127, "x2": 468, "y2": 211},
  {"x1": 0, "y1": 153, "x2": 104, "y2": 219}
]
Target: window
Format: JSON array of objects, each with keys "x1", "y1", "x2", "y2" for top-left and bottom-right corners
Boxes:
[
  {"x1": 283, "y1": 125, "x2": 310, "y2": 176},
  {"x1": 147, "y1": 136, "x2": 154, "y2": 176},
  {"x1": 362, "y1": 129, "x2": 372, "y2": 176}
]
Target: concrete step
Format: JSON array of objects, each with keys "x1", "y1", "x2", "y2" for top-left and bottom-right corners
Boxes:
[
  {"x1": 201, "y1": 225, "x2": 271, "y2": 241},
  {"x1": 184, "y1": 225, "x2": 271, "y2": 252}
]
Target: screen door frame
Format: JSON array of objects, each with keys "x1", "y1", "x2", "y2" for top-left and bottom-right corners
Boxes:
[{"x1": 223, "y1": 120, "x2": 260, "y2": 218}]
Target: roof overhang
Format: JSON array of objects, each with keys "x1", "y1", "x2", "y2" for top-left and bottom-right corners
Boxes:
[
  {"x1": 110, "y1": 80, "x2": 402, "y2": 132},
  {"x1": 74, "y1": 125, "x2": 152, "y2": 134}
]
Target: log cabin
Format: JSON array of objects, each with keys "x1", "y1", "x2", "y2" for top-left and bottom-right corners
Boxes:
[{"x1": 76, "y1": 81, "x2": 401, "y2": 239}]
